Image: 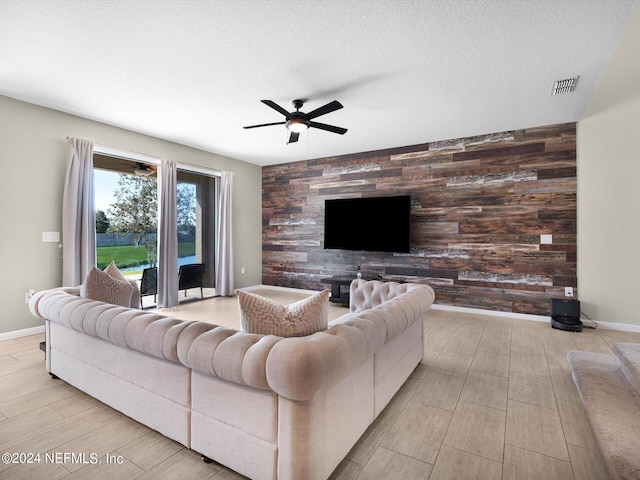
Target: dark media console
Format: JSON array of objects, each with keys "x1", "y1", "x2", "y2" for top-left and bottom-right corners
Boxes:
[{"x1": 320, "y1": 276, "x2": 356, "y2": 306}]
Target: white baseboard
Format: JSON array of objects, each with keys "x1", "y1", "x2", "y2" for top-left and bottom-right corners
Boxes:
[
  {"x1": 587, "y1": 320, "x2": 640, "y2": 333},
  {"x1": 252, "y1": 284, "x2": 640, "y2": 333},
  {"x1": 430, "y1": 304, "x2": 640, "y2": 333},
  {"x1": 0, "y1": 325, "x2": 46, "y2": 342},
  {"x1": 6, "y1": 286, "x2": 640, "y2": 337},
  {"x1": 430, "y1": 303, "x2": 550, "y2": 323}
]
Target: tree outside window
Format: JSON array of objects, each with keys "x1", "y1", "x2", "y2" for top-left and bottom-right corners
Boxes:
[
  {"x1": 97, "y1": 173, "x2": 197, "y2": 271},
  {"x1": 107, "y1": 175, "x2": 158, "y2": 267}
]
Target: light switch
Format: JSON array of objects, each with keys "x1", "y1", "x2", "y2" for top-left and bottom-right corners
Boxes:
[
  {"x1": 42, "y1": 231, "x2": 60, "y2": 242},
  {"x1": 540, "y1": 234, "x2": 552, "y2": 244}
]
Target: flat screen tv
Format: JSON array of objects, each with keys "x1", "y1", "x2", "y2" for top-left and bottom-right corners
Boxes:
[{"x1": 324, "y1": 195, "x2": 411, "y2": 253}]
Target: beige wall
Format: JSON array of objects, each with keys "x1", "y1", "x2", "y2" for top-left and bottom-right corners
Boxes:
[
  {"x1": 0, "y1": 95, "x2": 262, "y2": 335},
  {"x1": 577, "y1": 6, "x2": 640, "y2": 328}
]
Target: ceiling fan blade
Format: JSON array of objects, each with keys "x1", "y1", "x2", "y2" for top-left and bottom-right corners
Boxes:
[
  {"x1": 261, "y1": 100, "x2": 292, "y2": 119},
  {"x1": 243, "y1": 121, "x2": 286, "y2": 129},
  {"x1": 287, "y1": 131, "x2": 300, "y2": 144},
  {"x1": 309, "y1": 121, "x2": 348, "y2": 135},
  {"x1": 305, "y1": 100, "x2": 343, "y2": 120}
]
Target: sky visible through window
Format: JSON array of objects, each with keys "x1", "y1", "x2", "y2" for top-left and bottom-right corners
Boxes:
[{"x1": 94, "y1": 169, "x2": 120, "y2": 212}]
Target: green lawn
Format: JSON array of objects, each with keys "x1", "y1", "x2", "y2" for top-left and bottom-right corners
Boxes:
[{"x1": 97, "y1": 243, "x2": 196, "y2": 270}]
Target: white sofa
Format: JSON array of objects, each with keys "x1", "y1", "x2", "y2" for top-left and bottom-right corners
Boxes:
[{"x1": 29, "y1": 279, "x2": 435, "y2": 480}]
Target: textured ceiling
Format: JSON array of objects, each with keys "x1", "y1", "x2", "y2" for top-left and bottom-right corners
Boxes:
[{"x1": 1, "y1": 0, "x2": 638, "y2": 166}]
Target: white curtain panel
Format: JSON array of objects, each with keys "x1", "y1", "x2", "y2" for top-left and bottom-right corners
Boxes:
[
  {"x1": 157, "y1": 158, "x2": 179, "y2": 307},
  {"x1": 215, "y1": 171, "x2": 234, "y2": 296},
  {"x1": 62, "y1": 137, "x2": 96, "y2": 287}
]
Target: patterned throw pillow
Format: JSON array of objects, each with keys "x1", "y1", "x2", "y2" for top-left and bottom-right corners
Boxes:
[
  {"x1": 237, "y1": 289, "x2": 330, "y2": 337},
  {"x1": 80, "y1": 265, "x2": 133, "y2": 307},
  {"x1": 104, "y1": 261, "x2": 129, "y2": 282}
]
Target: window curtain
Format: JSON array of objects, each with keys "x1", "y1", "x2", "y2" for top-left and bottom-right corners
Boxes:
[
  {"x1": 157, "y1": 158, "x2": 178, "y2": 307},
  {"x1": 215, "y1": 171, "x2": 234, "y2": 296},
  {"x1": 62, "y1": 137, "x2": 95, "y2": 286}
]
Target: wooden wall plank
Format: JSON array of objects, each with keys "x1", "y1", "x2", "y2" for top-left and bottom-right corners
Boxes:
[{"x1": 262, "y1": 122, "x2": 577, "y2": 315}]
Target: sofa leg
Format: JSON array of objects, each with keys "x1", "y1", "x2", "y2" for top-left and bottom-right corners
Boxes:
[
  {"x1": 201, "y1": 455, "x2": 213, "y2": 464},
  {"x1": 49, "y1": 372, "x2": 59, "y2": 380}
]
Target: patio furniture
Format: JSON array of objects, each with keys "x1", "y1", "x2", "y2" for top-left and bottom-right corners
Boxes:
[
  {"x1": 139, "y1": 267, "x2": 158, "y2": 306},
  {"x1": 178, "y1": 263, "x2": 206, "y2": 299}
]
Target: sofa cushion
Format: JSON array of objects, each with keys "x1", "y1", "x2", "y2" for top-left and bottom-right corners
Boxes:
[
  {"x1": 80, "y1": 266, "x2": 133, "y2": 307},
  {"x1": 237, "y1": 289, "x2": 329, "y2": 337}
]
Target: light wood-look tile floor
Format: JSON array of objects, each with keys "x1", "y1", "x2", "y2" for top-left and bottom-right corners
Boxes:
[{"x1": 2, "y1": 292, "x2": 640, "y2": 479}]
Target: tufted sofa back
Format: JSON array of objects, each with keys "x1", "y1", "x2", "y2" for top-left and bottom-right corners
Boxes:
[
  {"x1": 350, "y1": 279, "x2": 434, "y2": 312},
  {"x1": 30, "y1": 280, "x2": 435, "y2": 401}
]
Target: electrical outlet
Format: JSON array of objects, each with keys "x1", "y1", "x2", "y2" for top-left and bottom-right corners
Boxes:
[
  {"x1": 540, "y1": 234, "x2": 553, "y2": 244},
  {"x1": 240, "y1": 267, "x2": 246, "y2": 274},
  {"x1": 565, "y1": 287, "x2": 574, "y2": 298},
  {"x1": 24, "y1": 289, "x2": 35, "y2": 303}
]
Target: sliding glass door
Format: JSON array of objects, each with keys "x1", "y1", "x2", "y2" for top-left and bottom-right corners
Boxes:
[
  {"x1": 93, "y1": 154, "x2": 158, "y2": 276},
  {"x1": 92, "y1": 151, "x2": 218, "y2": 302},
  {"x1": 177, "y1": 169, "x2": 217, "y2": 288}
]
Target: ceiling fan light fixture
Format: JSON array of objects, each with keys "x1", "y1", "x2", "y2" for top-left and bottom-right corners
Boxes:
[
  {"x1": 244, "y1": 99, "x2": 346, "y2": 144},
  {"x1": 286, "y1": 117, "x2": 309, "y2": 133},
  {"x1": 134, "y1": 163, "x2": 153, "y2": 176}
]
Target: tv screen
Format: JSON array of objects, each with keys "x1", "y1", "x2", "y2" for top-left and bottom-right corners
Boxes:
[{"x1": 324, "y1": 195, "x2": 411, "y2": 253}]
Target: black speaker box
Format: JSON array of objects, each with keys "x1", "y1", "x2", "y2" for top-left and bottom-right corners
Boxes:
[{"x1": 550, "y1": 298, "x2": 582, "y2": 332}]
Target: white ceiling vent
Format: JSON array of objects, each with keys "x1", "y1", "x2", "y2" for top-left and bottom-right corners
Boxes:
[{"x1": 551, "y1": 76, "x2": 579, "y2": 95}]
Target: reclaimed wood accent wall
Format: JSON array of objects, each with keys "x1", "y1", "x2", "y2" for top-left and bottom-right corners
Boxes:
[{"x1": 262, "y1": 122, "x2": 576, "y2": 315}]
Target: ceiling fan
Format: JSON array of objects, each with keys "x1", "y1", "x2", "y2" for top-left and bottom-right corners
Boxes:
[
  {"x1": 243, "y1": 99, "x2": 347, "y2": 144},
  {"x1": 133, "y1": 162, "x2": 156, "y2": 177}
]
